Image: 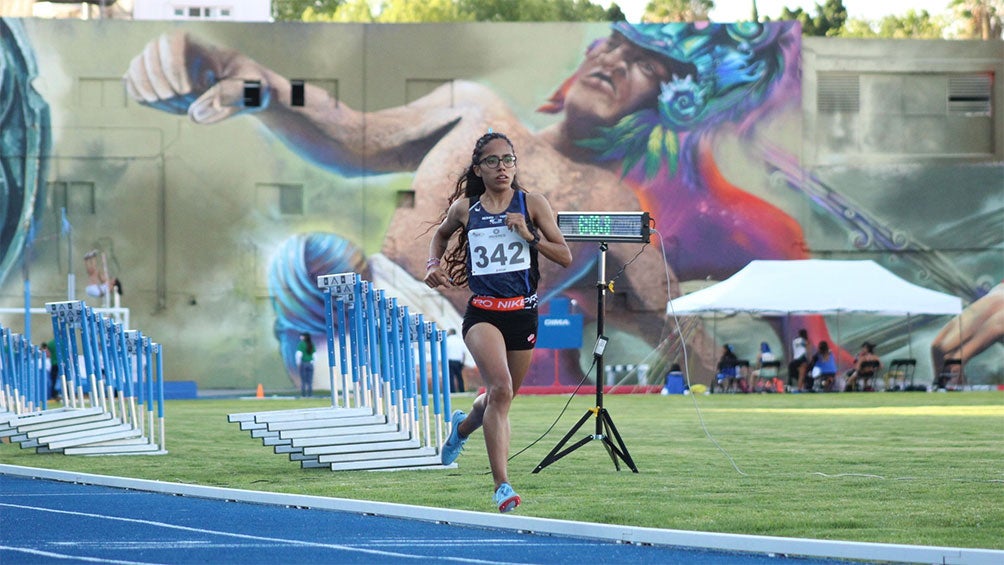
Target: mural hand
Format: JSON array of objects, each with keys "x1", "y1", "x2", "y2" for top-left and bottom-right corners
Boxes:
[
  {"x1": 124, "y1": 31, "x2": 269, "y2": 123},
  {"x1": 188, "y1": 79, "x2": 255, "y2": 124},
  {"x1": 930, "y1": 282, "x2": 1004, "y2": 371}
]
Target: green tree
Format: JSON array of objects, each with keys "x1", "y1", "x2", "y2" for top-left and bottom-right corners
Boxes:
[
  {"x1": 876, "y1": 10, "x2": 945, "y2": 38},
  {"x1": 303, "y1": 0, "x2": 374, "y2": 22},
  {"x1": 278, "y1": 0, "x2": 618, "y2": 22},
  {"x1": 643, "y1": 0, "x2": 714, "y2": 22},
  {"x1": 839, "y1": 10, "x2": 945, "y2": 38},
  {"x1": 839, "y1": 18, "x2": 877, "y2": 37},
  {"x1": 273, "y1": 0, "x2": 344, "y2": 21},
  {"x1": 458, "y1": 0, "x2": 611, "y2": 22},
  {"x1": 554, "y1": 0, "x2": 611, "y2": 21},
  {"x1": 775, "y1": 0, "x2": 847, "y2": 36},
  {"x1": 951, "y1": 0, "x2": 1003, "y2": 39},
  {"x1": 377, "y1": 0, "x2": 473, "y2": 22},
  {"x1": 606, "y1": 3, "x2": 627, "y2": 21}
]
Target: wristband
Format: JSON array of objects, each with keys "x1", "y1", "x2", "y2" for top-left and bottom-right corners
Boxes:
[
  {"x1": 528, "y1": 233, "x2": 540, "y2": 247},
  {"x1": 426, "y1": 258, "x2": 441, "y2": 270}
]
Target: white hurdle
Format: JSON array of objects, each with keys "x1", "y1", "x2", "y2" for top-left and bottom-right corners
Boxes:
[
  {"x1": 228, "y1": 272, "x2": 456, "y2": 471},
  {"x1": 0, "y1": 301, "x2": 166, "y2": 456}
]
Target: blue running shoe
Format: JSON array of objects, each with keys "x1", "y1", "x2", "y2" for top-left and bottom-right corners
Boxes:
[
  {"x1": 494, "y1": 482, "x2": 521, "y2": 513},
  {"x1": 441, "y1": 409, "x2": 467, "y2": 465}
]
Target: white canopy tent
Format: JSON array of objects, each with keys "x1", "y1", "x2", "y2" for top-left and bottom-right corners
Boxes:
[
  {"x1": 666, "y1": 260, "x2": 963, "y2": 375},
  {"x1": 667, "y1": 260, "x2": 962, "y2": 317}
]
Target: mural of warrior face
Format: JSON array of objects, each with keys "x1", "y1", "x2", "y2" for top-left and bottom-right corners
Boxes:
[{"x1": 562, "y1": 32, "x2": 681, "y2": 129}]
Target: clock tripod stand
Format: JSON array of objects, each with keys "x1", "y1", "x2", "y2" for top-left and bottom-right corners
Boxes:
[{"x1": 532, "y1": 211, "x2": 650, "y2": 474}]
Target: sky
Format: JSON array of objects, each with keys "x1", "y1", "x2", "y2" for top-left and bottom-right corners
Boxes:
[{"x1": 616, "y1": 0, "x2": 953, "y2": 23}]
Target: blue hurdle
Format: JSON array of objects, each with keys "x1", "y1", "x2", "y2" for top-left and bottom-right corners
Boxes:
[
  {"x1": 0, "y1": 301, "x2": 166, "y2": 456},
  {"x1": 0, "y1": 323, "x2": 49, "y2": 426},
  {"x1": 227, "y1": 271, "x2": 456, "y2": 471}
]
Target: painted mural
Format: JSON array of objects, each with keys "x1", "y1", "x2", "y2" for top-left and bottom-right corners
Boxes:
[
  {"x1": 0, "y1": 19, "x2": 49, "y2": 294},
  {"x1": 0, "y1": 18, "x2": 1000, "y2": 391}
]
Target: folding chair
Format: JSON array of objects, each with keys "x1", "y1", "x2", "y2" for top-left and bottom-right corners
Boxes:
[
  {"x1": 754, "y1": 360, "x2": 782, "y2": 392},
  {"x1": 813, "y1": 369, "x2": 837, "y2": 392},
  {"x1": 712, "y1": 361, "x2": 749, "y2": 393},
  {"x1": 734, "y1": 360, "x2": 751, "y2": 393},
  {"x1": 850, "y1": 360, "x2": 881, "y2": 391},
  {"x1": 711, "y1": 365, "x2": 736, "y2": 394},
  {"x1": 935, "y1": 358, "x2": 964, "y2": 390},
  {"x1": 884, "y1": 358, "x2": 916, "y2": 391}
]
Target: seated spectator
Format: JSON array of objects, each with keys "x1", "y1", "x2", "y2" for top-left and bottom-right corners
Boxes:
[
  {"x1": 752, "y1": 342, "x2": 782, "y2": 392},
  {"x1": 662, "y1": 363, "x2": 687, "y2": 395},
  {"x1": 810, "y1": 341, "x2": 838, "y2": 392},
  {"x1": 758, "y1": 341, "x2": 776, "y2": 364},
  {"x1": 751, "y1": 341, "x2": 773, "y2": 379},
  {"x1": 714, "y1": 344, "x2": 740, "y2": 393},
  {"x1": 845, "y1": 341, "x2": 882, "y2": 391}
]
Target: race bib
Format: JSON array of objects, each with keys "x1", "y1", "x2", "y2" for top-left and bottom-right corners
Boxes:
[{"x1": 468, "y1": 226, "x2": 530, "y2": 277}]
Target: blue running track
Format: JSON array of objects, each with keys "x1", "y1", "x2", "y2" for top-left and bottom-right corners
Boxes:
[{"x1": 2, "y1": 466, "x2": 999, "y2": 564}]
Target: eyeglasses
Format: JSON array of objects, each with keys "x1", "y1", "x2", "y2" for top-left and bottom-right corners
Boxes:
[{"x1": 478, "y1": 154, "x2": 517, "y2": 169}]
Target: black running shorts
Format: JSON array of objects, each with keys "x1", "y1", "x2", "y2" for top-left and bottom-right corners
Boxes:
[{"x1": 462, "y1": 301, "x2": 538, "y2": 351}]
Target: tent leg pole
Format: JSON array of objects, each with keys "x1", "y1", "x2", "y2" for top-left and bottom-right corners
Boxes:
[{"x1": 906, "y1": 313, "x2": 913, "y2": 360}]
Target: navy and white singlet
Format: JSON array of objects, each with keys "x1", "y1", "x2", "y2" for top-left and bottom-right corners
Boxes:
[{"x1": 465, "y1": 191, "x2": 540, "y2": 307}]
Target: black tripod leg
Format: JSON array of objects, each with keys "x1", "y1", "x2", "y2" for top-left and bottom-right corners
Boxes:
[
  {"x1": 599, "y1": 433, "x2": 623, "y2": 471},
  {"x1": 596, "y1": 412, "x2": 625, "y2": 470},
  {"x1": 533, "y1": 409, "x2": 593, "y2": 473},
  {"x1": 542, "y1": 435, "x2": 595, "y2": 470},
  {"x1": 599, "y1": 409, "x2": 639, "y2": 472}
]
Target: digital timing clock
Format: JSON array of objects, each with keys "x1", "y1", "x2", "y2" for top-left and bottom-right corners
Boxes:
[{"x1": 556, "y1": 212, "x2": 651, "y2": 243}]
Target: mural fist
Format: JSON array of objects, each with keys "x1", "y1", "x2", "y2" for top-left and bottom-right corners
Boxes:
[{"x1": 124, "y1": 31, "x2": 268, "y2": 123}]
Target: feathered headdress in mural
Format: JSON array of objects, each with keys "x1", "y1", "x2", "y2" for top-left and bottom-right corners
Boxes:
[{"x1": 541, "y1": 21, "x2": 794, "y2": 180}]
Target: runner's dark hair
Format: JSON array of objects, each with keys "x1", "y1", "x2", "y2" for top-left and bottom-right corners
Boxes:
[{"x1": 440, "y1": 131, "x2": 526, "y2": 287}]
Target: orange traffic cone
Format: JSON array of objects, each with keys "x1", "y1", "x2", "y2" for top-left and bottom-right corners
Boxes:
[{"x1": 256, "y1": 383, "x2": 264, "y2": 398}]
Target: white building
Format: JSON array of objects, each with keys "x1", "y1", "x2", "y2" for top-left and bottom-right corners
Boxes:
[
  {"x1": 2, "y1": 1, "x2": 271, "y2": 21},
  {"x1": 132, "y1": 0, "x2": 271, "y2": 21},
  {"x1": 8, "y1": 1, "x2": 134, "y2": 19}
]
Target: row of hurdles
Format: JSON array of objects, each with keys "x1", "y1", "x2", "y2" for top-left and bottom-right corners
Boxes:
[
  {"x1": 0, "y1": 301, "x2": 166, "y2": 455},
  {"x1": 228, "y1": 272, "x2": 458, "y2": 471}
]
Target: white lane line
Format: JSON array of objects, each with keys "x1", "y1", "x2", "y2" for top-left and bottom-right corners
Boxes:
[
  {"x1": 0, "y1": 502, "x2": 521, "y2": 564},
  {"x1": 0, "y1": 545, "x2": 156, "y2": 565}
]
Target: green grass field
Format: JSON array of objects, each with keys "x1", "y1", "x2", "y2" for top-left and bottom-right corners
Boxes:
[{"x1": 2, "y1": 391, "x2": 1002, "y2": 550}]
